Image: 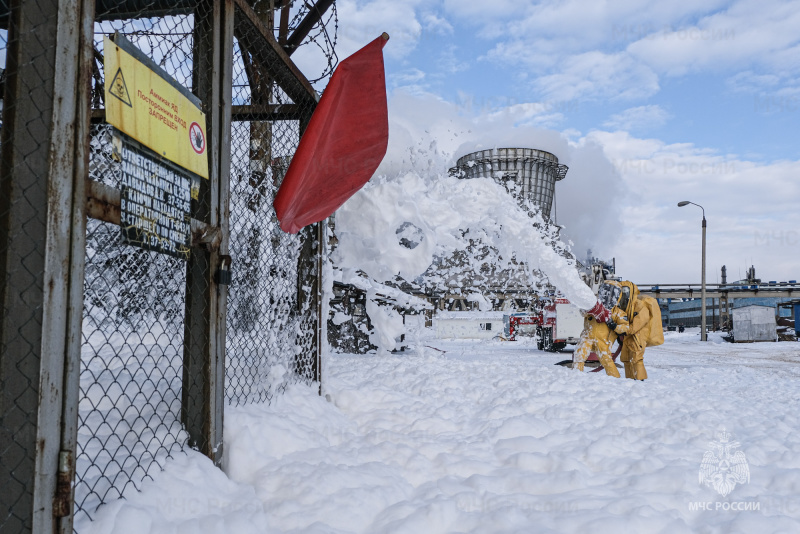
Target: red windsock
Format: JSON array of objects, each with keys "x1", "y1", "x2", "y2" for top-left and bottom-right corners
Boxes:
[
  {"x1": 274, "y1": 33, "x2": 390, "y2": 233},
  {"x1": 587, "y1": 301, "x2": 611, "y2": 323}
]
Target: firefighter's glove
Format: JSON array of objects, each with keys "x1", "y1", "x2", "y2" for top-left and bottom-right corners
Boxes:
[{"x1": 606, "y1": 320, "x2": 617, "y2": 330}]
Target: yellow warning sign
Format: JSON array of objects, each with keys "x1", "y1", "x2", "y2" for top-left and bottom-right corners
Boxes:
[{"x1": 103, "y1": 36, "x2": 208, "y2": 179}]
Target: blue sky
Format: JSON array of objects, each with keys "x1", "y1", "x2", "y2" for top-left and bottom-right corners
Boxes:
[{"x1": 293, "y1": 0, "x2": 800, "y2": 284}]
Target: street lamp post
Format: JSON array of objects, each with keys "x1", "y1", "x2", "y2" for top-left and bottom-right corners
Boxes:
[{"x1": 678, "y1": 201, "x2": 707, "y2": 341}]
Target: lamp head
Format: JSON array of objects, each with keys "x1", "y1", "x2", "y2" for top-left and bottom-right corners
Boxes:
[{"x1": 677, "y1": 201, "x2": 690, "y2": 207}]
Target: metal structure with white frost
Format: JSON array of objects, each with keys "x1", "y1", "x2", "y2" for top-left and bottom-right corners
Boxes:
[{"x1": 450, "y1": 147, "x2": 568, "y2": 221}]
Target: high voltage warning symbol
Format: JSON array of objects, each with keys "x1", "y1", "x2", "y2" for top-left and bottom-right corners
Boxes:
[{"x1": 109, "y1": 67, "x2": 132, "y2": 107}]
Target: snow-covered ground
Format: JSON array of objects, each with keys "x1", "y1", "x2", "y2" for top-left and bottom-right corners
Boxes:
[{"x1": 80, "y1": 331, "x2": 800, "y2": 534}]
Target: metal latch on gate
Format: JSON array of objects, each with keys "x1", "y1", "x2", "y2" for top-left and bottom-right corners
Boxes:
[{"x1": 215, "y1": 255, "x2": 232, "y2": 286}]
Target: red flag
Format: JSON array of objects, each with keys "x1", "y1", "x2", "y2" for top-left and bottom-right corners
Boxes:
[{"x1": 274, "y1": 34, "x2": 390, "y2": 233}]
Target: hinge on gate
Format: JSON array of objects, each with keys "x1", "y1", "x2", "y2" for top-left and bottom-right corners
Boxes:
[{"x1": 53, "y1": 450, "x2": 74, "y2": 518}]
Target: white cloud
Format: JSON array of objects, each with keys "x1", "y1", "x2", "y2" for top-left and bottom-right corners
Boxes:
[
  {"x1": 312, "y1": 0, "x2": 800, "y2": 104},
  {"x1": 435, "y1": 45, "x2": 470, "y2": 75},
  {"x1": 726, "y1": 70, "x2": 800, "y2": 111},
  {"x1": 389, "y1": 67, "x2": 427, "y2": 88},
  {"x1": 421, "y1": 12, "x2": 454, "y2": 36},
  {"x1": 533, "y1": 52, "x2": 660, "y2": 102},
  {"x1": 470, "y1": 0, "x2": 800, "y2": 104},
  {"x1": 603, "y1": 105, "x2": 671, "y2": 131},
  {"x1": 585, "y1": 129, "x2": 800, "y2": 283},
  {"x1": 441, "y1": 0, "x2": 525, "y2": 25},
  {"x1": 626, "y1": 1, "x2": 800, "y2": 76},
  {"x1": 482, "y1": 102, "x2": 565, "y2": 128},
  {"x1": 481, "y1": 1, "x2": 729, "y2": 66},
  {"x1": 726, "y1": 71, "x2": 781, "y2": 93},
  {"x1": 291, "y1": 0, "x2": 422, "y2": 87},
  {"x1": 335, "y1": 0, "x2": 424, "y2": 59}
]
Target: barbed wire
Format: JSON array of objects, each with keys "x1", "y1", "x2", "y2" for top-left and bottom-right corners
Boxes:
[{"x1": 282, "y1": 0, "x2": 339, "y2": 84}]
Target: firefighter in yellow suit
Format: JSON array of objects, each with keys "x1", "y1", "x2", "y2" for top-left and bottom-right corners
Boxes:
[
  {"x1": 574, "y1": 280, "x2": 656, "y2": 380},
  {"x1": 572, "y1": 310, "x2": 626, "y2": 377},
  {"x1": 573, "y1": 280, "x2": 631, "y2": 377},
  {"x1": 611, "y1": 283, "x2": 650, "y2": 380}
]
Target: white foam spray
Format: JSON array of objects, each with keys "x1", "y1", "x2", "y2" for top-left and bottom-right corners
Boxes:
[{"x1": 333, "y1": 170, "x2": 598, "y2": 344}]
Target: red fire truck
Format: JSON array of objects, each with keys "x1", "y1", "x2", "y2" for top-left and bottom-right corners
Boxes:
[{"x1": 508, "y1": 298, "x2": 584, "y2": 351}]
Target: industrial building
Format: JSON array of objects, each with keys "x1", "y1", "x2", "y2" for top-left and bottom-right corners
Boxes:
[
  {"x1": 653, "y1": 266, "x2": 798, "y2": 333},
  {"x1": 664, "y1": 297, "x2": 792, "y2": 327}
]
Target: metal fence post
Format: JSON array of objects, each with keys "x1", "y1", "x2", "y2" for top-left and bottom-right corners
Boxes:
[
  {"x1": 0, "y1": 0, "x2": 92, "y2": 530},
  {"x1": 215, "y1": 0, "x2": 235, "y2": 442},
  {"x1": 58, "y1": 0, "x2": 96, "y2": 532},
  {"x1": 292, "y1": 105, "x2": 322, "y2": 389},
  {"x1": 182, "y1": 0, "x2": 232, "y2": 465},
  {"x1": 316, "y1": 220, "x2": 325, "y2": 389}
]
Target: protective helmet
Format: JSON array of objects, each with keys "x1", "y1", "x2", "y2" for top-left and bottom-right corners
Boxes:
[
  {"x1": 597, "y1": 280, "x2": 639, "y2": 318},
  {"x1": 597, "y1": 282, "x2": 621, "y2": 310}
]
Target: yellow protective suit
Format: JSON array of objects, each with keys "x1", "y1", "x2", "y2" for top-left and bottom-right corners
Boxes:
[
  {"x1": 615, "y1": 294, "x2": 650, "y2": 380},
  {"x1": 572, "y1": 307, "x2": 628, "y2": 377}
]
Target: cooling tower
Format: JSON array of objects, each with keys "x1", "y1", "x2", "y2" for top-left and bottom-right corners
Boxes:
[{"x1": 450, "y1": 148, "x2": 568, "y2": 220}]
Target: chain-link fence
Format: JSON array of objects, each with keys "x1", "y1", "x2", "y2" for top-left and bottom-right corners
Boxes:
[
  {"x1": 2, "y1": 0, "x2": 332, "y2": 532},
  {"x1": 225, "y1": 3, "x2": 321, "y2": 406},
  {"x1": 77, "y1": 13, "x2": 198, "y2": 524}
]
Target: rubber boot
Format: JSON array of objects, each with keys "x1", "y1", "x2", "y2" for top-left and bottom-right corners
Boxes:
[
  {"x1": 598, "y1": 354, "x2": 620, "y2": 378},
  {"x1": 620, "y1": 342, "x2": 645, "y2": 380},
  {"x1": 631, "y1": 354, "x2": 648, "y2": 380}
]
